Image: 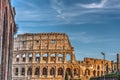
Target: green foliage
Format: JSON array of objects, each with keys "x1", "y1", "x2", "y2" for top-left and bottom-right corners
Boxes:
[
  {"x1": 90, "y1": 73, "x2": 120, "y2": 80},
  {"x1": 65, "y1": 72, "x2": 68, "y2": 80}
]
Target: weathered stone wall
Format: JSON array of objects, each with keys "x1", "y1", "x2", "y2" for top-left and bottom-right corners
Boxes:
[
  {"x1": 0, "y1": 0, "x2": 16, "y2": 80},
  {"x1": 12, "y1": 33, "x2": 114, "y2": 80}
]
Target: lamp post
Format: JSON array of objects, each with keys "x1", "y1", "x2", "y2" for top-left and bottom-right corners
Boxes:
[{"x1": 101, "y1": 52, "x2": 105, "y2": 80}]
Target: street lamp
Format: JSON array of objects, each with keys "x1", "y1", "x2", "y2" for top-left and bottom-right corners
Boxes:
[{"x1": 101, "y1": 52, "x2": 105, "y2": 80}]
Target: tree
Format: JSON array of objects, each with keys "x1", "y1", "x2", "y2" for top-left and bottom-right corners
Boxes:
[{"x1": 65, "y1": 71, "x2": 68, "y2": 80}]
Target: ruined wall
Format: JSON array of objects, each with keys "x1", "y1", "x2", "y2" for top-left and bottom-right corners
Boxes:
[
  {"x1": 0, "y1": 0, "x2": 16, "y2": 80},
  {"x1": 12, "y1": 33, "x2": 114, "y2": 80}
]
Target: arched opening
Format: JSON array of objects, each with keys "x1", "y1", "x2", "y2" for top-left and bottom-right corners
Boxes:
[
  {"x1": 97, "y1": 65, "x2": 100, "y2": 70},
  {"x1": 16, "y1": 55, "x2": 19, "y2": 62},
  {"x1": 50, "y1": 53, "x2": 55, "y2": 62},
  {"x1": 74, "y1": 68, "x2": 79, "y2": 76},
  {"x1": 101, "y1": 71, "x2": 103, "y2": 76},
  {"x1": 66, "y1": 54, "x2": 71, "y2": 62},
  {"x1": 43, "y1": 67, "x2": 47, "y2": 75},
  {"x1": 51, "y1": 40, "x2": 55, "y2": 44},
  {"x1": 66, "y1": 68, "x2": 71, "y2": 75},
  {"x1": 29, "y1": 53, "x2": 33, "y2": 62},
  {"x1": 50, "y1": 67, "x2": 55, "y2": 76},
  {"x1": 58, "y1": 67, "x2": 63, "y2": 76},
  {"x1": 97, "y1": 71, "x2": 100, "y2": 76},
  {"x1": 85, "y1": 69, "x2": 90, "y2": 75},
  {"x1": 22, "y1": 53, "x2": 26, "y2": 62},
  {"x1": 93, "y1": 70, "x2": 96, "y2": 77},
  {"x1": 35, "y1": 67, "x2": 40, "y2": 75},
  {"x1": 15, "y1": 68, "x2": 18, "y2": 76},
  {"x1": 43, "y1": 53, "x2": 48, "y2": 62},
  {"x1": 21, "y1": 68, "x2": 25, "y2": 76},
  {"x1": 27, "y1": 67, "x2": 32, "y2": 75},
  {"x1": 36, "y1": 53, "x2": 40, "y2": 62},
  {"x1": 58, "y1": 54, "x2": 63, "y2": 62}
]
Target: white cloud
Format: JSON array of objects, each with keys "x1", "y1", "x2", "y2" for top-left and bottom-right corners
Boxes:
[
  {"x1": 14, "y1": 0, "x2": 120, "y2": 26},
  {"x1": 79, "y1": 0, "x2": 107, "y2": 9}
]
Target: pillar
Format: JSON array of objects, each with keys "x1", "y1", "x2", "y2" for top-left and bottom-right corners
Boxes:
[
  {"x1": 71, "y1": 52, "x2": 75, "y2": 63},
  {"x1": 48, "y1": 66, "x2": 50, "y2": 77},
  {"x1": 55, "y1": 66, "x2": 58, "y2": 77},
  {"x1": 18, "y1": 67, "x2": 21, "y2": 76},
  {"x1": 26, "y1": 53, "x2": 28, "y2": 63},
  {"x1": 63, "y1": 66, "x2": 66, "y2": 78},
  {"x1": 55, "y1": 53, "x2": 58, "y2": 63},
  {"x1": 72, "y1": 67, "x2": 74, "y2": 78},
  {"x1": 33, "y1": 53, "x2": 35, "y2": 63},
  {"x1": 19, "y1": 54, "x2": 22, "y2": 63},
  {"x1": 32, "y1": 66, "x2": 35, "y2": 77},
  {"x1": 48, "y1": 53, "x2": 50, "y2": 63},
  {"x1": 40, "y1": 66, "x2": 42, "y2": 77},
  {"x1": 25, "y1": 66, "x2": 28, "y2": 77},
  {"x1": 63, "y1": 53, "x2": 66, "y2": 63},
  {"x1": 40, "y1": 52, "x2": 43, "y2": 63}
]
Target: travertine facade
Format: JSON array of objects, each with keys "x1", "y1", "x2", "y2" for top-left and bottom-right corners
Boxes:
[
  {"x1": 12, "y1": 33, "x2": 113, "y2": 80},
  {"x1": 0, "y1": 0, "x2": 16, "y2": 80}
]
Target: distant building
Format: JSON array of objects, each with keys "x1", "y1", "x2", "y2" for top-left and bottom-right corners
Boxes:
[
  {"x1": 114, "y1": 54, "x2": 120, "y2": 73},
  {"x1": 113, "y1": 62, "x2": 117, "y2": 72},
  {"x1": 0, "y1": 0, "x2": 17, "y2": 80},
  {"x1": 12, "y1": 33, "x2": 114, "y2": 80},
  {"x1": 117, "y1": 54, "x2": 120, "y2": 71}
]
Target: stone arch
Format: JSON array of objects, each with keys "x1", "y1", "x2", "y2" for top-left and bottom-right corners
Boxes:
[
  {"x1": 101, "y1": 71, "x2": 103, "y2": 76},
  {"x1": 50, "y1": 53, "x2": 55, "y2": 62},
  {"x1": 93, "y1": 70, "x2": 96, "y2": 77},
  {"x1": 50, "y1": 67, "x2": 55, "y2": 76},
  {"x1": 97, "y1": 71, "x2": 100, "y2": 76},
  {"x1": 43, "y1": 53, "x2": 48, "y2": 62},
  {"x1": 35, "y1": 67, "x2": 40, "y2": 75},
  {"x1": 66, "y1": 68, "x2": 71, "y2": 75},
  {"x1": 66, "y1": 54, "x2": 71, "y2": 62},
  {"x1": 43, "y1": 67, "x2": 47, "y2": 75},
  {"x1": 97, "y1": 65, "x2": 100, "y2": 70},
  {"x1": 22, "y1": 53, "x2": 26, "y2": 62},
  {"x1": 21, "y1": 68, "x2": 25, "y2": 75},
  {"x1": 58, "y1": 67, "x2": 63, "y2": 76},
  {"x1": 74, "y1": 68, "x2": 79, "y2": 76},
  {"x1": 15, "y1": 68, "x2": 18, "y2": 75},
  {"x1": 85, "y1": 69, "x2": 90, "y2": 75},
  {"x1": 16, "y1": 54, "x2": 20, "y2": 62},
  {"x1": 28, "y1": 53, "x2": 33, "y2": 62},
  {"x1": 58, "y1": 54, "x2": 63, "y2": 62},
  {"x1": 27, "y1": 67, "x2": 32, "y2": 75},
  {"x1": 36, "y1": 53, "x2": 40, "y2": 62}
]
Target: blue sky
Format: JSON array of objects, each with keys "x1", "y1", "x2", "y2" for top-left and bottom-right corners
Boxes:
[{"x1": 11, "y1": 0, "x2": 120, "y2": 62}]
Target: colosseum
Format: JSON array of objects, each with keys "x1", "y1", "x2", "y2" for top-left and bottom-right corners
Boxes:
[{"x1": 12, "y1": 32, "x2": 114, "y2": 80}]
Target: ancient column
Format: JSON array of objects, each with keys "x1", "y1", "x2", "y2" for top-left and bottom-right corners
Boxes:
[
  {"x1": 55, "y1": 66, "x2": 58, "y2": 77},
  {"x1": 48, "y1": 53, "x2": 50, "y2": 63},
  {"x1": 32, "y1": 66, "x2": 35, "y2": 77},
  {"x1": 18, "y1": 67, "x2": 21, "y2": 76},
  {"x1": 55, "y1": 53, "x2": 58, "y2": 63},
  {"x1": 33, "y1": 53, "x2": 35, "y2": 63},
  {"x1": 26, "y1": 53, "x2": 28, "y2": 63},
  {"x1": 63, "y1": 53, "x2": 66, "y2": 63},
  {"x1": 25, "y1": 66, "x2": 28, "y2": 77},
  {"x1": 63, "y1": 66, "x2": 66, "y2": 78},
  {"x1": 47, "y1": 66, "x2": 50, "y2": 77},
  {"x1": 40, "y1": 52, "x2": 43, "y2": 63},
  {"x1": 19, "y1": 54, "x2": 22, "y2": 63},
  {"x1": 40, "y1": 66, "x2": 42, "y2": 77}
]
